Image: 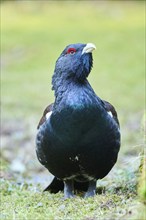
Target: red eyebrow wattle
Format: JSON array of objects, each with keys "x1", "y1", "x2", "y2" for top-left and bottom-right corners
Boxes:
[{"x1": 67, "y1": 48, "x2": 76, "y2": 54}]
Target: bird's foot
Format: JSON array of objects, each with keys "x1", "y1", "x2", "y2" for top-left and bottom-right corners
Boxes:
[
  {"x1": 64, "y1": 180, "x2": 75, "y2": 199},
  {"x1": 84, "y1": 180, "x2": 96, "y2": 198},
  {"x1": 84, "y1": 190, "x2": 96, "y2": 198},
  {"x1": 64, "y1": 193, "x2": 75, "y2": 200}
]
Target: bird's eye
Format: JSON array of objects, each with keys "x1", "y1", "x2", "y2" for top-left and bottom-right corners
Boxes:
[{"x1": 67, "y1": 48, "x2": 76, "y2": 55}]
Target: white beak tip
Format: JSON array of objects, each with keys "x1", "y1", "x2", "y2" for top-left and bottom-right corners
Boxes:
[
  {"x1": 82, "y1": 43, "x2": 96, "y2": 54},
  {"x1": 87, "y1": 43, "x2": 96, "y2": 50}
]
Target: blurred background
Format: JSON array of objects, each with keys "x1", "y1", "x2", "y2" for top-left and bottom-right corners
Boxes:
[{"x1": 1, "y1": 1, "x2": 145, "y2": 185}]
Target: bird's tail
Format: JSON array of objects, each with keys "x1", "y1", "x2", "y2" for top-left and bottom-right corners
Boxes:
[{"x1": 44, "y1": 177, "x2": 89, "y2": 193}]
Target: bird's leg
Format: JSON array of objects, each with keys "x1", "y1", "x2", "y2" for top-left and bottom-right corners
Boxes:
[
  {"x1": 64, "y1": 179, "x2": 74, "y2": 199},
  {"x1": 84, "y1": 180, "x2": 97, "y2": 198}
]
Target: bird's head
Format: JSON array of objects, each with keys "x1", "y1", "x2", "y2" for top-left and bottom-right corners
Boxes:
[{"x1": 52, "y1": 43, "x2": 96, "y2": 86}]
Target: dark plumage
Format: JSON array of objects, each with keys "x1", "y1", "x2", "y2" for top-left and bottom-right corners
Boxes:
[{"x1": 36, "y1": 43, "x2": 121, "y2": 198}]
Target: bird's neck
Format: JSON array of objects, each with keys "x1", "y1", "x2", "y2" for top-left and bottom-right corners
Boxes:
[
  {"x1": 52, "y1": 73, "x2": 102, "y2": 114},
  {"x1": 52, "y1": 72, "x2": 71, "y2": 97},
  {"x1": 52, "y1": 71, "x2": 90, "y2": 98}
]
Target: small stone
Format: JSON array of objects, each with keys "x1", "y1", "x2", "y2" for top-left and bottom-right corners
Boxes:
[{"x1": 59, "y1": 204, "x2": 65, "y2": 211}]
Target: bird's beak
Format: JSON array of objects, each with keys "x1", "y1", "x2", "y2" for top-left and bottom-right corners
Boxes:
[{"x1": 82, "y1": 43, "x2": 96, "y2": 55}]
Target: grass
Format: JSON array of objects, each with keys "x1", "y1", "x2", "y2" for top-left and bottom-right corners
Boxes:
[
  {"x1": 0, "y1": 168, "x2": 143, "y2": 220},
  {"x1": 1, "y1": 1, "x2": 145, "y2": 219}
]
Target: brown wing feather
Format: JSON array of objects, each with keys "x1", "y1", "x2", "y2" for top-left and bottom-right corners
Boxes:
[
  {"x1": 102, "y1": 100, "x2": 120, "y2": 127},
  {"x1": 37, "y1": 103, "x2": 54, "y2": 129}
]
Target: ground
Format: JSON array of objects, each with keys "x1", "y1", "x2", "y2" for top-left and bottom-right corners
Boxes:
[{"x1": 1, "y1": 1, "x2": 145, "y2": 219}]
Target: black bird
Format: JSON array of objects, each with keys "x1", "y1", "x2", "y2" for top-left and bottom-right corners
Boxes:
[{"x1": 36, "y1": 43, "x2": 121, "y2": 198}]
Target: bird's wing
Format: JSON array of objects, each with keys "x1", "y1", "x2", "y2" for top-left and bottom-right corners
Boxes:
[
  {"x1": 37, "y1": 103, "x2": 54, "y2": 129},
  {"x1": 102, "y1": 100, "x2": 120, "y2": 127}
]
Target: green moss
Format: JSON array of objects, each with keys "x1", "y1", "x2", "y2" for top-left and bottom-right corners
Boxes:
[
  {"x1": 0, "y1": 166, "x2": 145, "y2": 220},
  {"x1": 138, "y1": 155, "x2": 146, "y2": 203},
  {"x1": 138, "y1": 112, "x2": 146, "y2": 203}
]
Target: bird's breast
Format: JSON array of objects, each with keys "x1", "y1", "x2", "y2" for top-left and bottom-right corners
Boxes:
[
  {"x1": 49, "y1": 86, "x2": 119, "y2": 145},
  {"x1": 50, "y1": 104, "x2": 107, "y2": 145}
]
